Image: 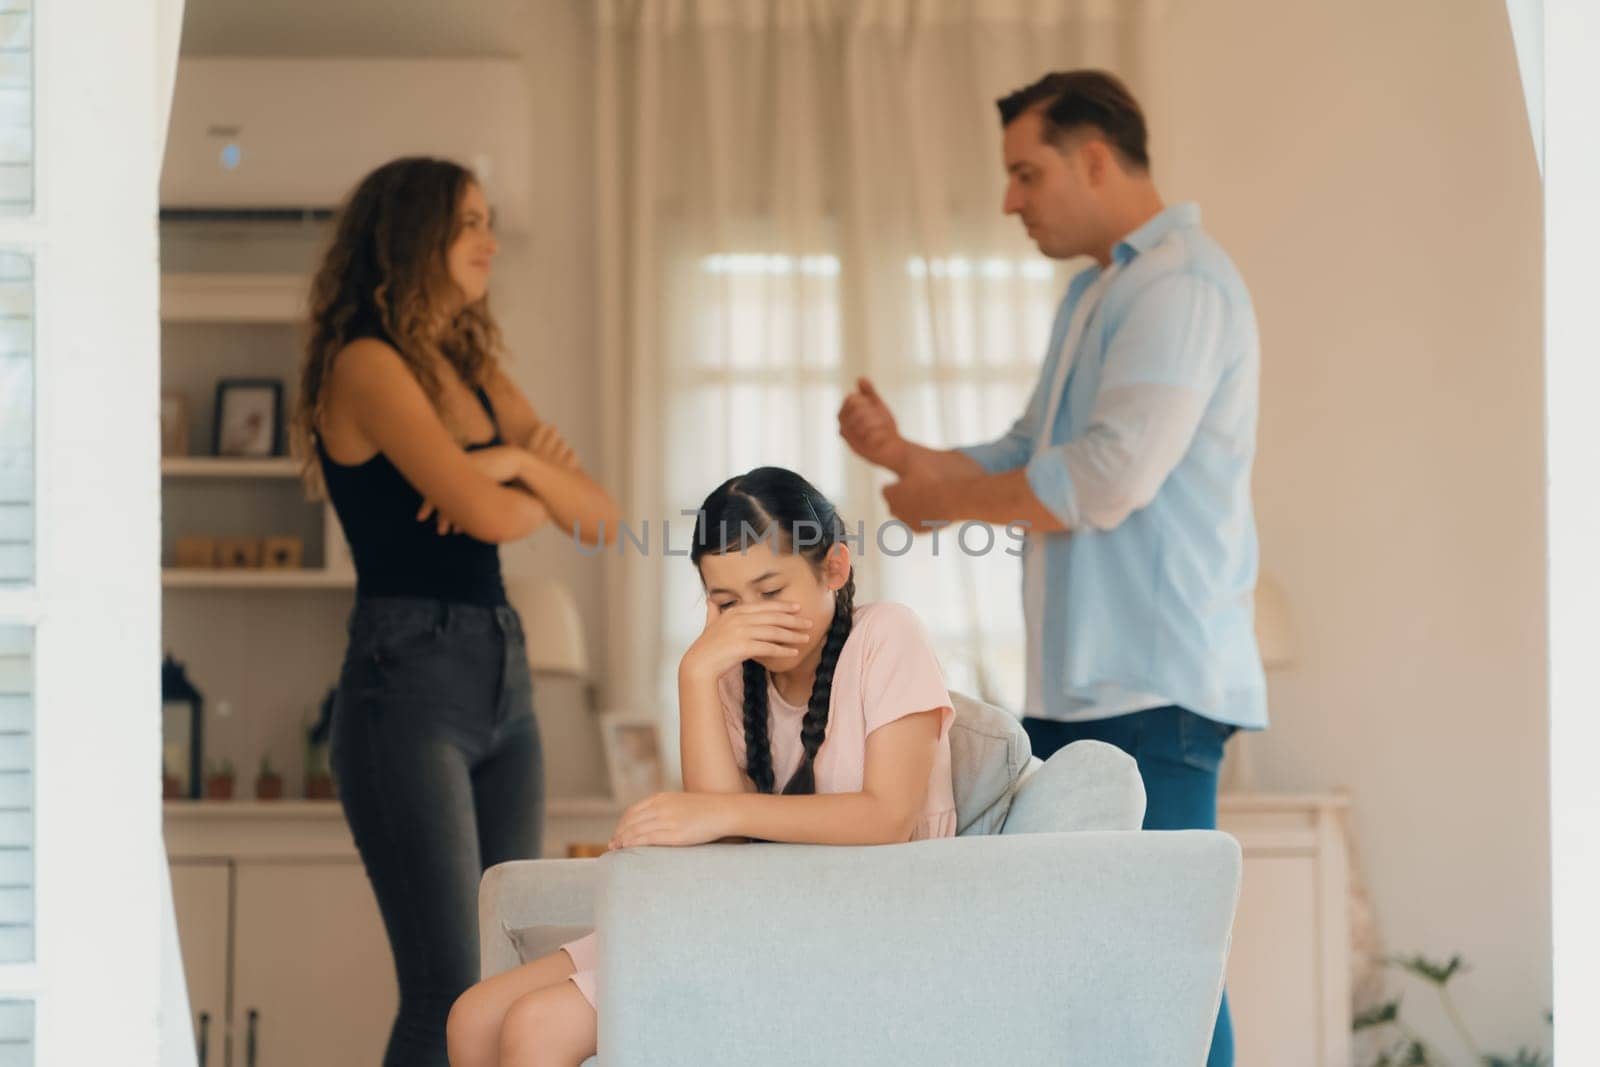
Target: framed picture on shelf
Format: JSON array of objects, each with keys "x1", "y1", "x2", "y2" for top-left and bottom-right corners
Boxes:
[
  {"x1": 600, "y1": 711, "x2": 666, "y2": 808},
  {"x1": 212, "y1": 378, "x2": 284, "y2": 457},
  {"x1": 159, "y1": 391, "x2": 189, "y2": 457}
]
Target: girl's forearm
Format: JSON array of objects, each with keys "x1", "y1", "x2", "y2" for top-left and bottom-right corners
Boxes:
[
  {"x1": 678, "y1": 667, "x2": 751, "y2": 794},
  {"x1": 514, "y1": 454, "x2": 621, "y2": 546},
  {"x1": 719, "y1": 791, "x2": 916, "y2": 846}
]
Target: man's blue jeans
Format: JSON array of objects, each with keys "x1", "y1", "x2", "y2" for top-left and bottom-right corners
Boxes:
[{"x1": 1023, "y1": 705, "x2": 1238, "y2": 1067}]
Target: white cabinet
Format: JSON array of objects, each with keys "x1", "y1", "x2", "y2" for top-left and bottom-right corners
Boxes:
[
  {"x1": 169, "y1": 795, "x2": 1352, "y2": 1066},
  {"x1": 166, "y1": 798, "x2": 616, "y2": 1066},
  {"x1": 169, "y1": 855, "x2": 393, "y2": 1067},
  {"x1": 167, "y1": 804, "x2": 395, "y2": 1067},
  {"x1": 1219, "y1": 794, "x2": 1352, "y2": 1067},
  {"x1": 231, "y1": 861, "x2": 394, "y2": 1066},
  {"x1": 169, "y1": 861, "x2": 230, "y2": 1067}
]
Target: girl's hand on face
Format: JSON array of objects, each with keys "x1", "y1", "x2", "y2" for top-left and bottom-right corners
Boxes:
[
  {"x1": 679, "y1": 598, "x2": 813, "y2": 682},
  {"x1": 609, "y1": 792, "x2": 733, "y2": 849}
]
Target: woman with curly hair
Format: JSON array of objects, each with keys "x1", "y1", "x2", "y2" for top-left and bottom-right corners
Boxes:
[
  {"x1": 295, "y1": 156, "x2": 619, "y2": 1067},
  {"x1": 446, "y1": 467, "x2": 956, "y2": 1067}
]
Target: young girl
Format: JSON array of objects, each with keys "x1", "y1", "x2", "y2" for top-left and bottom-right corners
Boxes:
[
  {"x1": 297, "y1": 156, "x2": 620, "y2": 1067},
  {"x1": 447, "y1": 466, "x2": 956, "y2": 1067}
]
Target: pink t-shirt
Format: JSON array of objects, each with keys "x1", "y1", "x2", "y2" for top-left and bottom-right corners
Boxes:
[
  {"x1": 716, "y1": 600, "x2": 957, "y2": 840},
  {"x1": 560, "y1": 601, "x2": 956, "y2": 1009}
]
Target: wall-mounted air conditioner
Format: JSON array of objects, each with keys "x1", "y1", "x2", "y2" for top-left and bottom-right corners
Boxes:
[{"x1": 160, "y1": 57, "x2": 532, "y2": 233}]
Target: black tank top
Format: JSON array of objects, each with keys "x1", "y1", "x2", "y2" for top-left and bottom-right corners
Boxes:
[{"x1": 317, "y1": 322, "x2": 508, "y2": 606}]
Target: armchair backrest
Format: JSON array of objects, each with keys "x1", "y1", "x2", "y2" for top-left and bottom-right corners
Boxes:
[{"x1": 947, "y1": 691, "x2": 1035, "y2": 835}]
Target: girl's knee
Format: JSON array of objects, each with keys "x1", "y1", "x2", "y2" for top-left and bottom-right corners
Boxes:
[
  {"x1": 445, "y1": 983, "x2": 498, "y2": 1066},
  {"x1": 499, "y1": 991, "x2": 553, "y2": 1056},
  {"x1": 499, "y1": 987, "x2": 593, "y2": 1066}
]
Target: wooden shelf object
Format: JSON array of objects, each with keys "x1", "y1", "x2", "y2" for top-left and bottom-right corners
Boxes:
[
  {"x1": 162, "y1": 457, "x2": 302, "y2": 479},
  {"x1": 162, "y1": 568, "x2": 355, "y2": 590}
]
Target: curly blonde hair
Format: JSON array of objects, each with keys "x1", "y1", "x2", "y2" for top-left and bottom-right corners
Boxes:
[{"x1": 294, "y1": 156, "x2": 504, "y2": 484}]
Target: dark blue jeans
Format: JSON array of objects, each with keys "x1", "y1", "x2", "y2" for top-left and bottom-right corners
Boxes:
[
  {"x1": 1023, "y1": 705, "x2": 1237, "y2": 1067},
  {"x1": 332, "y1": 597, "x2": 544, "y2": 1067}
]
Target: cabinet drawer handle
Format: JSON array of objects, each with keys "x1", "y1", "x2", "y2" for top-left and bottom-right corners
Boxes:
[
  {"x1": 247, "y1": 1008, "x2": 259, "y2": 1067},
  {"x1": 196, "y1": 1012, "x2": 209, "y2": 1067}
]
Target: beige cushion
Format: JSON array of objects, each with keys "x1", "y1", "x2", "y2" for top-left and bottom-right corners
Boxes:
[
  {"x1": 1002, "y1": 740, "x2": 1146, "y2": 834},
  {"x1": 948, "y1": 691, "x2": 1034, "y2": 836}
]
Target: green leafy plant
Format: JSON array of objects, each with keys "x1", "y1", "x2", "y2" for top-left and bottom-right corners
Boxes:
[
  {"x1": 303, "y1": 693, "x2": 336, "y2": 777},
  {"x1": 258, "y1": 754, "x2": 279, "y2": 779},
  {"x1": 1354, "y1": 954, "x2": 1550, "y2": 1067},
  {"x1": 303, "y1": 724, "x2": 331, "y2": 779},
  {"x1": 301, "y1": 700, "x2": 338, "y2": 798},
  {"x1": 205, "y1": 757, "x2": 235, "y2": 780}
]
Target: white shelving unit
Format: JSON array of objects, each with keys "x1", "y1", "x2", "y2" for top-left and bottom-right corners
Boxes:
[
  {"x1": 161, "y1": 273, "x2": 354, "y2": 588},
  {"x1": 160, "y1": 453, "x2": 354, "y2": 587},
  {"x1": 161, "y1": 268, "x2": 373, "y2": 1067}
]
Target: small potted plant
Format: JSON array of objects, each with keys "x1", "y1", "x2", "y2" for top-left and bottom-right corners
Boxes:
[
  {"x1": 304, "y1": 762, "x2": 336, "y2": 800},
  {"x1": 303, "y1": 693, "x2": 337, "y2": 800},
  {"x1": 204, "y1": 758, "x2": 235, "y2": 800},
  {"x1": 255, "y1": 754, "x2": 284, "y2": 800}
]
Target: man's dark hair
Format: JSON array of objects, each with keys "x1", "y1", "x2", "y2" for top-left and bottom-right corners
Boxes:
[{"x1": 996, "y1": 70, "x2": 1150, "y2": 172}]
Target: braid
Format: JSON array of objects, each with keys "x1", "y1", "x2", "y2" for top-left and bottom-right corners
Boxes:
[
  {"x1": 741, "y1": 659, "x2": 776, "y2": 794},
  {"x1": 782, "y1": 571, "x2": 855, "y2": 796}
]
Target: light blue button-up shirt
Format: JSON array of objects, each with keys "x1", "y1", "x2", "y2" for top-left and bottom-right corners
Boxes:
[{"x1": 958, "y1": 203, "x2": 1266, "y2": 729}]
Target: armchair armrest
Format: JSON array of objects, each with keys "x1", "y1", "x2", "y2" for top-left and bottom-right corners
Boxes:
[{"x1": 478, "y1": 857, "x2": 602, "y2": 978}]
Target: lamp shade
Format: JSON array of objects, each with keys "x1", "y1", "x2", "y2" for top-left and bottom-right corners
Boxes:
[
  {"x1": 1254, "y1": 574, "x2": 1296, "y2": 670},
  {"x1": 507, "y1": 577, "x2": 589, "y2": 677}
]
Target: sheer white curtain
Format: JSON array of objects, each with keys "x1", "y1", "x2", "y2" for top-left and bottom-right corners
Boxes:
[{"x1": 595, "y1": 0, "x2": 1161, "y2": 776}]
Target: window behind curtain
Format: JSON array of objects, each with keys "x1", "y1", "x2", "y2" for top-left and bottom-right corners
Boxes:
[
  {"x1": 878, "y1": 255, "x2": 1063, "y2": 712},
  {"x1": 658, "y1": 246, "x2": 1064, "y2": 715}
]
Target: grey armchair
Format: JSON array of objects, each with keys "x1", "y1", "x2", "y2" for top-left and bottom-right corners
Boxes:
[{"x1": 479, "y1": 693, "x2": 1240, "y2": 1066}]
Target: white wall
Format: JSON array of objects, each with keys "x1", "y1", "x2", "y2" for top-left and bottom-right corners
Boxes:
[
  {"x1": 1159, "y1": 0, "x2": 1550, "y2": 1055},
  {"x1": 485, "y1": 3, "x2": 609, "y2": 790},
  {"x1": 483, "y1": 1, "x2": 601, "y2": 637},
  {"x1": 1543, "y1": 3, "x2": 1600, "y2": 1061}
]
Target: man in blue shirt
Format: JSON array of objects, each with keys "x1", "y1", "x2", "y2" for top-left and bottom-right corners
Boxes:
[{"x1": 838, "y1": 70, "x2": 1262, "y2": 1067}]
